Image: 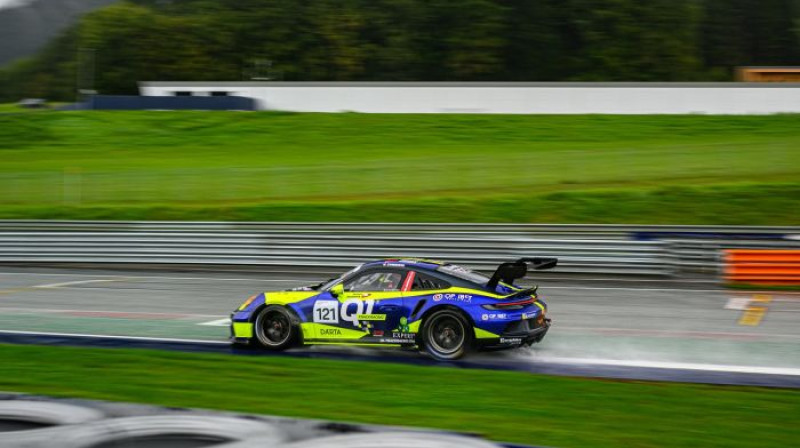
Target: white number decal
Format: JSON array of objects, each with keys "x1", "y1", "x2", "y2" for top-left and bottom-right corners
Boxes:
[
  {"x1": 313, "y1": 300, "x2": 339, "y2": 324},
  {"x1": 314, "y1": 299, "x2": 375, "y2": 326}
]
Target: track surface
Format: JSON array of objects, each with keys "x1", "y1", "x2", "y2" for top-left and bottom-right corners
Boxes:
[{"x1": 0, "y1": 267, "x2": 798, "y2": 386}]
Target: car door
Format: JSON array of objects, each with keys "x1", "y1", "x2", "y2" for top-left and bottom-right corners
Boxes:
[{"x1": 313, "y1": 268, "x2": 407, "y2": 341}]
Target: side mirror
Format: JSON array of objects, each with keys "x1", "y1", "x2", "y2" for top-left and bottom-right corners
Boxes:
[{"x1": 330, "y1": 283, "x2": 345, "y2": 298}]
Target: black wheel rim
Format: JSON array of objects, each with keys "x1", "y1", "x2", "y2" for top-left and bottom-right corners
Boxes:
[
  {"x1": 428, "y1": 316, "x2": 464, "y2": 354},
  {"x1": 257, "y1": 311, "x2": 291, "y2": 346}
]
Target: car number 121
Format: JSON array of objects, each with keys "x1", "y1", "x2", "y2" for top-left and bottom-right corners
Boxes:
[{"x1": 313, "y1": 300, "x2": 339, "y2": 324}]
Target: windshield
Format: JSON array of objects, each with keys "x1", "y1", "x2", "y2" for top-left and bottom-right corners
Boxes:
[
  {"x1": 436, "y1": 264, "x2": 491, "y2": 286},
  {"x1": 320, "y1": 264, "x2": 364, "y2": 291}
]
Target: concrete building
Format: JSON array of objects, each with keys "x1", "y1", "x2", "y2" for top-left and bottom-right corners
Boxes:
[{"x1": 139, "y1": 81, "x2": 800, "y2": 115}]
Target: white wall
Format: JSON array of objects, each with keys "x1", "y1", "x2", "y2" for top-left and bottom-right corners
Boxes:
[{"x1": 139, "y1": 82, "x2": 800, "y2": 114}]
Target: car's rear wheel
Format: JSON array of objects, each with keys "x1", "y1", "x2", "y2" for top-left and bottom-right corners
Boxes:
[
  {"x1": 254, "y1": 305, "x2": 297, "y2": 350},
  {"x1": 421, "y1": 309, "x2": 471, "y2": 360}
]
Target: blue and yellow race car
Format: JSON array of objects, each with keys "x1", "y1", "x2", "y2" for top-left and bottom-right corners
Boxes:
[{"x1": 230, "y1": 258, "x2": 556, "y2": 360}]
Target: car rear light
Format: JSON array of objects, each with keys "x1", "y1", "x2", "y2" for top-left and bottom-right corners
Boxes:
[{"x1": 482, "y1": 296, "x2": 535, "y2": 311}]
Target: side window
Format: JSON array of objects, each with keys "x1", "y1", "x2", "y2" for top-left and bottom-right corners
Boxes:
[
  {"x1": 412, "y1": 273, "x2": 450, "y2": 291},
  {"x1": 344, "y1": 271, "x2": 403, "y2": 292}
]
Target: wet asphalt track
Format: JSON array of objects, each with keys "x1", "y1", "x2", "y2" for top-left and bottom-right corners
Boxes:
[{"x1": 0, "y1": 267, "x2": 798, "y2": 387}]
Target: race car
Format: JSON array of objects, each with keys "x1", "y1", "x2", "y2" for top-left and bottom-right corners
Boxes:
[{"x1": 230, "y1": 257, "x2": 556, "y2": 360}]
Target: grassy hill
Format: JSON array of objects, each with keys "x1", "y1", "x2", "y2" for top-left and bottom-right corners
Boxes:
[{"x1": 1, "y1": 110, "x2": 798, "y2": 224}]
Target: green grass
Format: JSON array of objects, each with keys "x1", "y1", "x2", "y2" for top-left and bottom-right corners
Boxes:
[
  {"x1": 1, "y1": 111, "x2": 799, "y2": 224},
  {"x1": 0, "y1": 345, "x2": 797, "y2": 448},
  {"x1": 0, "y1": 102, "x2": 65, "y2": 113}
]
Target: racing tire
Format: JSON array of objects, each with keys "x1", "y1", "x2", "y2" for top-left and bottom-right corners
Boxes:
[
  {"x1": 253, "y1": 305, "x2": 298, "y2": 350},
  {"x1": 421, "y1": 309, "x2": 472, "y2": 361}
]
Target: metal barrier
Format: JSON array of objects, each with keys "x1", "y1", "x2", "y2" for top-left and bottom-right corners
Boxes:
[
  {"x1": 0, "y1": 231, "x2": 670, "y2": 275},
  {"x1": 724, "y1": 249, "x2": 800, "y2": 285},
  {"x1": 1, "y1": 221, "x2": 798, "y2": 277}
]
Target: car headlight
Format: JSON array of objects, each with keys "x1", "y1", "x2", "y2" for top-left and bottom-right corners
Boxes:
[{"x1": 237, "y1": 294, "x2": 259, "y2": 311}]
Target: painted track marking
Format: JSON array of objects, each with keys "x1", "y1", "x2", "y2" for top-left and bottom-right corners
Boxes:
[
  {"x1": 725, "y1": 297, "x2": 752, "y2": 311},
  {"x1": 0, "y1": 329, "x2": 229, "y2": 344},
  {"x1": 33, "y1": 279, "x2": 124, "y2": 289},
  {"x1": 198, "y1": 318, "x2": 232, "y2": 327},
  {"x1": 0, "y1": 307, "x2": 221, "y2": 318},
  {"x1": 0, "y1": 330, "x2": 797, "y2": 382},
  {"x1": 537, "y1": 356, "x2": 800, "y2": 376},
  {"x1": 739, "y1": 295, "x2": 771, "y2": 326}
]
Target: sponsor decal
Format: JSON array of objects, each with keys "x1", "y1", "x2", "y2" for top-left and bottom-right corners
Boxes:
[
  {"x1": 482, "y1": 313, "x2": 508, "y2": 320},
  {"x1": 500, "y1": 337, "x2": 523, "y2": 344},
  {"x1": 380, "y1": 333, "x2": 416, "y2": 344},
  {"x1": 481, "y1": 314, "x2": 489, "y2": 321},
  {"x1": 394, "y1": 316, "x2": 410, "y2": 333},
  {"x1": 356, "y1": 313, "x2": 386, "y2": 321},
  {"x1": 313, "y1": 299, "x2": 378, "y2": 325},
  {"x1": 373, "y1": 330, "x2": 384, "y2": 337},
  {"x1": 434, "y1": 293, "x2": 473, "y2": 303},
  {"x1": 320, "y1": 328, "x2": 343, "y2": 336},
  {"x1": 391, "y1": 332, "x2": 416, "y2": 339}
]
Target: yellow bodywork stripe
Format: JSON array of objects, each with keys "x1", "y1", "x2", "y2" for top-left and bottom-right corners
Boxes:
[
  {"x1": 302, "y1": 323, "x2": 369, "y2": 340},
  {"x1": 309, "y1": 342, "x2": 402, "y2": 347},
  {"x1": 232, "y1": 322, "x2": 254, "y2": 338},
  {"x1": 474, "y1": 327, "x2": 499, "y2": 339},
  {"x1": 264, "y1": 291, "x2": 317, "y2": 305}
]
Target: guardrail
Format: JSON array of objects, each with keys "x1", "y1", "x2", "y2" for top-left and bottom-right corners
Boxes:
[
  {"x1": 724, "y1": 249, "x2": 800, "y2": 285},
  {"x1": 0, "y1": 231, "x2": 671, "y2": 275},
  {"x1": 0, "y1": 221, "x2": 798, "y2": 278}
]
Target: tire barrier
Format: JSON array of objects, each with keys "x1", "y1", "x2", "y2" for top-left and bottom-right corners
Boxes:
[
  {"x1": 56, "y1": 415, "x2": 287, "y2": 448},
  {"x1": 0, "y1": 396, "x2": 524, "y2": 448},
  {"x1": 0, "y1": 401, "x2": 106, "y2": 428},
  {"x1": 274, "y1": 432, "x2": 503, "y2": 448},
  {"x1": 724, "y1": 249, "x2": 800, "y2": 285},
  {"x1": 0, "y1": 401, "x2": 106, "y2": 445}
]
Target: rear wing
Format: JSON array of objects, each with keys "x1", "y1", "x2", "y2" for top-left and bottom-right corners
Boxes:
[{"x1": 486, "y1": 258, "x2": 557, "y2": 291}]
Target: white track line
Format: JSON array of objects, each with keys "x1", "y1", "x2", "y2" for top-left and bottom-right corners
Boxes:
[
  {"x1": 0, "y1": 329, "x2": 228, "y2": 344},
  {"x1": 537, "y1": 356, "x2": 800, "y2": 376},
  {"x1": 2, "y1": 329, "x2": 796, "y2": 377},
  {"x1": 725, "y1": 297, "x2": 753, "y2": 310},
  {"x1": 0, "y1": 272, "x2": 310, "y2": 283},
  {"x1": 554, "y1": 326, "x2": 800, "y2": 339},
  {"x1": 198, "y1": 318, "x2": 232, "y2": 327},
  {"x1": 0, "y1": 307, "x2": 222, "y2": 318},
  {"x1": 543, "y1": 286, "x2": 724, "y2": 292},
  {"x1": 33, "y1": 279, "x2": 124, "y2": 289}
]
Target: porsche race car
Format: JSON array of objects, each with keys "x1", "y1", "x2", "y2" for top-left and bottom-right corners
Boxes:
[{"x1": 230, "y1": 258, "x2": 556, "y2": 360}]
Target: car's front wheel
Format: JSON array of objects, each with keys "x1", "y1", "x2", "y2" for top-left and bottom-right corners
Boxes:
[
  {"x1": 421, "y1": 309, "x2": 471, "y2": 360},
  {"x1": 253, "y1": 305, "x2": 297, "y2": 350}
]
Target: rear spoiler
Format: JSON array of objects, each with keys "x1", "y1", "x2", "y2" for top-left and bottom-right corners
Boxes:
[{"x1": 486, "y1": 258, "x2": 557, "y2": 291}]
